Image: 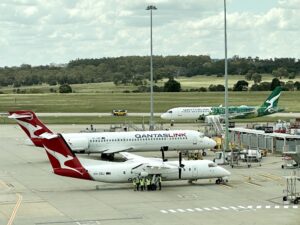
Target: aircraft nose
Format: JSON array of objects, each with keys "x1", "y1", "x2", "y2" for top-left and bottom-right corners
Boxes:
[
  {"x1": 205, "y1": 137, "x2": 216, "y2": 149},
  {"x1": 160, "y1": 113, "x2": 168, "y2": 120},
  {"x1": 223, "y1": 168, "x2": 231, "y2": 176}
]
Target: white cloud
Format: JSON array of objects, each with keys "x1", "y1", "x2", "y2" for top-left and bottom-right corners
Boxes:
[{"x1": 0, "y1": 0, "x2": 299, "y2": 66}]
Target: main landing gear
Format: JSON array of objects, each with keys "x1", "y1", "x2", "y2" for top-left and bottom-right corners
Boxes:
[{"x1": 215, "y1": 178, "x2": 228, "y2": 184}]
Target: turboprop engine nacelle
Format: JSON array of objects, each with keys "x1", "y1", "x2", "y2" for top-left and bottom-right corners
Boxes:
[
  {"x1": 140, "y1": 171, "x2": 149, "y2": 177},
  {"x1": 66, "y1": 137, "x2": 89, "y2": 153}
]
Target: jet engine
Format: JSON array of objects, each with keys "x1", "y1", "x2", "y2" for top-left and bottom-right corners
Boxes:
[{"x1": 66, "y1": 137, "x2": 89, "y2": 153}]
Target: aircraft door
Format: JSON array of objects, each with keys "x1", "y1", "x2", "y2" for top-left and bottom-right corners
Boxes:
[
  {"x1": 192, "y1": 166, "x2": 198, "y2": 178},
  {"x1": 193, "y1": 137, "x2": 197, "y2": 145}
]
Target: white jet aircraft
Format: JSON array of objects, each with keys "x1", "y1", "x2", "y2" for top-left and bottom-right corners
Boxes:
[
  {"x1": 9, "y1": 111, "x2": 216, "y2": 159},
  {"x1": 41, "y1": 133, "x2": 230, "y2": 184}
]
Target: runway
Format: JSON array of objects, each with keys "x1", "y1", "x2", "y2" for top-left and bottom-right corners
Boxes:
[{"x1": 0, "y1": 124, "x2": 299, "y2": 225}]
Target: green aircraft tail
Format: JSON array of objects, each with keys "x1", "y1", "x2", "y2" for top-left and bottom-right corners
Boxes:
[{"x1": 258, "y1": 86, "x2": 282, "y2": 116}]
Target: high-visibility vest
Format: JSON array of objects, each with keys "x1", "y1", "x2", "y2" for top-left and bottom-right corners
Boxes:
[
  {"x1": 140, "y1": 179, "x2": 144, "y2": 185},
  {"x1": 146, "y1": 179, "x2": 151, "y2": 185}
]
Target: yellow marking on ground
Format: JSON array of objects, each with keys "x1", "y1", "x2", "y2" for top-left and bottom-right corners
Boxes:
[
  {"x1": 0, "y1": 180, "x2": 9, "y2": 189},
  {"x1": 7, "y1": 193, "x2": 22, "y2": 225}
]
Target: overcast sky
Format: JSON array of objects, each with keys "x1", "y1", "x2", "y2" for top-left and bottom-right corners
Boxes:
[{"x1": 0, "y1": 0, "x2": 299, "y2": 66}]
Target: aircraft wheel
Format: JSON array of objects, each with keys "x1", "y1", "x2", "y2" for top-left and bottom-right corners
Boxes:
[
  {"x1": 202, "y1": 151, "x2": 207, "y2": 157},
  {"x1": 283, "y1": 196, "x2": 287, "y2": 201},
  {"x1": 294, "y1": 199, "x2": 299, "y2": 204},
  {"x1": 215, "y1": 179, "x2": 221, "y2": 184}
]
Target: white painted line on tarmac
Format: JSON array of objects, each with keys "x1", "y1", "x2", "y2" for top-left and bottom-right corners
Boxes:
[
  {"x1": 195, "y1": 208, "x2": 203, "y2": 212},
  {"x1": 177, "y1": 209, "x2": 186, "y2": 213},
  {"x1": 212, "y1": 207, "x2": 220, "y2": 210},
  {"x1": 160, "y1": 204, "x2": 299, "y2": 214}
]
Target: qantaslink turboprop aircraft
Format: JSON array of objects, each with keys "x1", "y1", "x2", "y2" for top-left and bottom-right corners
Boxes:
[
  {"x1": 9, "y1": 111, "x2": 216, "y2": 159},
  {"x1": 161, "y1": 86, "x2": 283, "y2": 122},
  {"x1": 39, "y1": 133, "x2": 230, "y2": 184}
]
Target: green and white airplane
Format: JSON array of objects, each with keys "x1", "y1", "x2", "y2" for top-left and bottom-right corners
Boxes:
[{"x1": 161, "y1": 86, "x2": 283, "y2": 121}]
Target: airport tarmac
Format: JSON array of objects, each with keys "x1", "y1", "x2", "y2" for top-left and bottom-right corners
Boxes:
[{"x1": 0, "y1": 124, "x2": 300, "y2": 225}]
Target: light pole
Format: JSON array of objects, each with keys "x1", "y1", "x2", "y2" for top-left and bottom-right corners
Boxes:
[
  {"x1": 146, "y1": 5, "x2": 157, "y2": 131},
  {"x1": 224, "y1": 0, "x2": 230, "y2": 164}
]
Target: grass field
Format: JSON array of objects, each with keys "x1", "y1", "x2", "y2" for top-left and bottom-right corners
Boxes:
[
  {"x1": 1, "y1": 74, "x2": 299, "y2": 94},
  {"x1": 1, "y1": 75, "x2": 299, "y2": 124},
  {"x1": 1, "y1": 91, "x2": 299, "y2": 113}
]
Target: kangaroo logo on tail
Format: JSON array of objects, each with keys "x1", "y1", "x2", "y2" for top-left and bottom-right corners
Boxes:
[
  {"x1": 259, "y1": 86, "x2": 282, "y2": 115},
  {"x1": 9, "y1": 111, "x2": 53, "y2": 147},
  {"x1": 264, "y1": 92, "x2": 281, "y2": 113},
  {"x1": 41, "y1": 133, "x2": 92, "y2": 180}
]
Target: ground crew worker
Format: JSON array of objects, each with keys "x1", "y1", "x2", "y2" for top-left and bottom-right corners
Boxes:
[
  {"x1": 146, "y1": 177, "x2": 151, "y2": 191},
  {"x1": 158, "y1": 175, "x2": 162, "y2": 190},
  {"x1": 136, "y1": 176, "x2": 140, "y2": 191},
  {"x1": 140, "y1": 177, "x2": 144, "y2": 191},
  {"x1": 133, "y1": 178, "x2": 137, "y2": 191}
]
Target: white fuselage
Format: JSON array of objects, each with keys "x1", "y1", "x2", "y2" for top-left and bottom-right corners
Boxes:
[
  {"x1": 161, "y1": 107, "x2": 212, "y2": 121},
  {"x1": 61, "y1": 130, "x2": 216, "y2": 154},
  {"x1": 83, "y1": 159, "x2": 230, "y2": 183}
]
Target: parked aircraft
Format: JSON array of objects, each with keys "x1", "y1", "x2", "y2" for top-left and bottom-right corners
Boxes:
[
  {"x1": 9, "y1": 111, "x2": 216, "y2": 159},
  {"x1": 40, "y1": 133, "x2": 230, "y2": 184},
  {"x1": 161, "y1": 86, "x2": 283, "y2": 122}
]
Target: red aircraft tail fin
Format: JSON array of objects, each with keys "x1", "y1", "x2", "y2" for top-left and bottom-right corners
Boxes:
[
  {"x1": 8, "y1": 110, "x2": 52, "y2": 147},
  {"x1": 41, "y1": 133, "x2": 92, "y2": 180}
]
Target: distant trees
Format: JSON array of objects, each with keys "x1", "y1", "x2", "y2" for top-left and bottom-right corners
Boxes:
[
  {"x1": 59, "y1": 84, "x2": 72, "y2": 93},
  {"x1": 0, "y1": 56, "x2": 299, "y2": 91},
  {"x1": 164, "y1": 78, "x2": 181, "y2": 92},
  {"x1": 233, "y1": 80, "x2": 248, "y2": 91},
  {"x1": 270, "y1": 78, "x2": 281, "y2": 91}
]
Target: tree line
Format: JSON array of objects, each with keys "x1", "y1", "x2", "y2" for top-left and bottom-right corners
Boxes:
[{"x1": 0, "y1": 55, "x2": 299, "y2": 89}]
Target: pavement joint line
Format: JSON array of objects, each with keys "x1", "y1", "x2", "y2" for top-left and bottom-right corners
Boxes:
[
  {"x1": 244, "y1": 181, "x2": 262, "y2": 187},
  {"x1": 7, "y1": 193, "x2": 22, "y2": 225}
]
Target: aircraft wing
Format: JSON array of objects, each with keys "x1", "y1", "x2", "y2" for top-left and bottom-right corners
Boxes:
[
  {"x1": 120, "y1": 152, "x2": 177, "y2": 169},
  {"x1": 102, "y1": 147, "x2": 134, "y2": 154}
]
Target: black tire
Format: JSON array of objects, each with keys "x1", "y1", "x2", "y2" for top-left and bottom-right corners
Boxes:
[
  {"x1": 294, "y1": 199, "x2": 299, "y2": 204},
  {"x1": 281, "y1": 165, "x2": 284, "y2": 169},
  {"x1": 202, "y1": 151, "x2": 207, "y2": 157},
  {"x1": 283, "y1": 196, "x2": 287, "y2": 201},
  {"x1": 216, "y1": 179, "x2": 221, "y2": 184}
]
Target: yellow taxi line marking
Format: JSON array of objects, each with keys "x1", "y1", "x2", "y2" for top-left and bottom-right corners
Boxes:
[{"x1": 7, "y1": 193, "x2": 23, "y2": 225}]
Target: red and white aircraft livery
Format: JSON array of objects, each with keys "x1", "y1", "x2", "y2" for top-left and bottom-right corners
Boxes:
[
  {"x1": 41, "y1": 133, "x2": 230, "y2": 184},
  {"x1": 9, "y1": 111, "x2": 216, "y2": 158}
]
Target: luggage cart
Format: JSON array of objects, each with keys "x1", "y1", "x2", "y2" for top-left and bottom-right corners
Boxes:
[{"x1": 283, "y1": 172, "x2": 300, "y2": 204}]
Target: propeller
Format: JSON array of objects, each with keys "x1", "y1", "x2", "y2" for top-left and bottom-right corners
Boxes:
[{"x1": 178, "y1": 152, "x2": 185, "y2": 179}]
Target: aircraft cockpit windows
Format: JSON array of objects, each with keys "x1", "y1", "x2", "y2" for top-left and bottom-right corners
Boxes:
[
  {"x1": 208, "y1": 163, "x2": 217, "y2": 168},
  {"x1": 168, "y1": 110, "x2": 173, "y2": 114}
]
